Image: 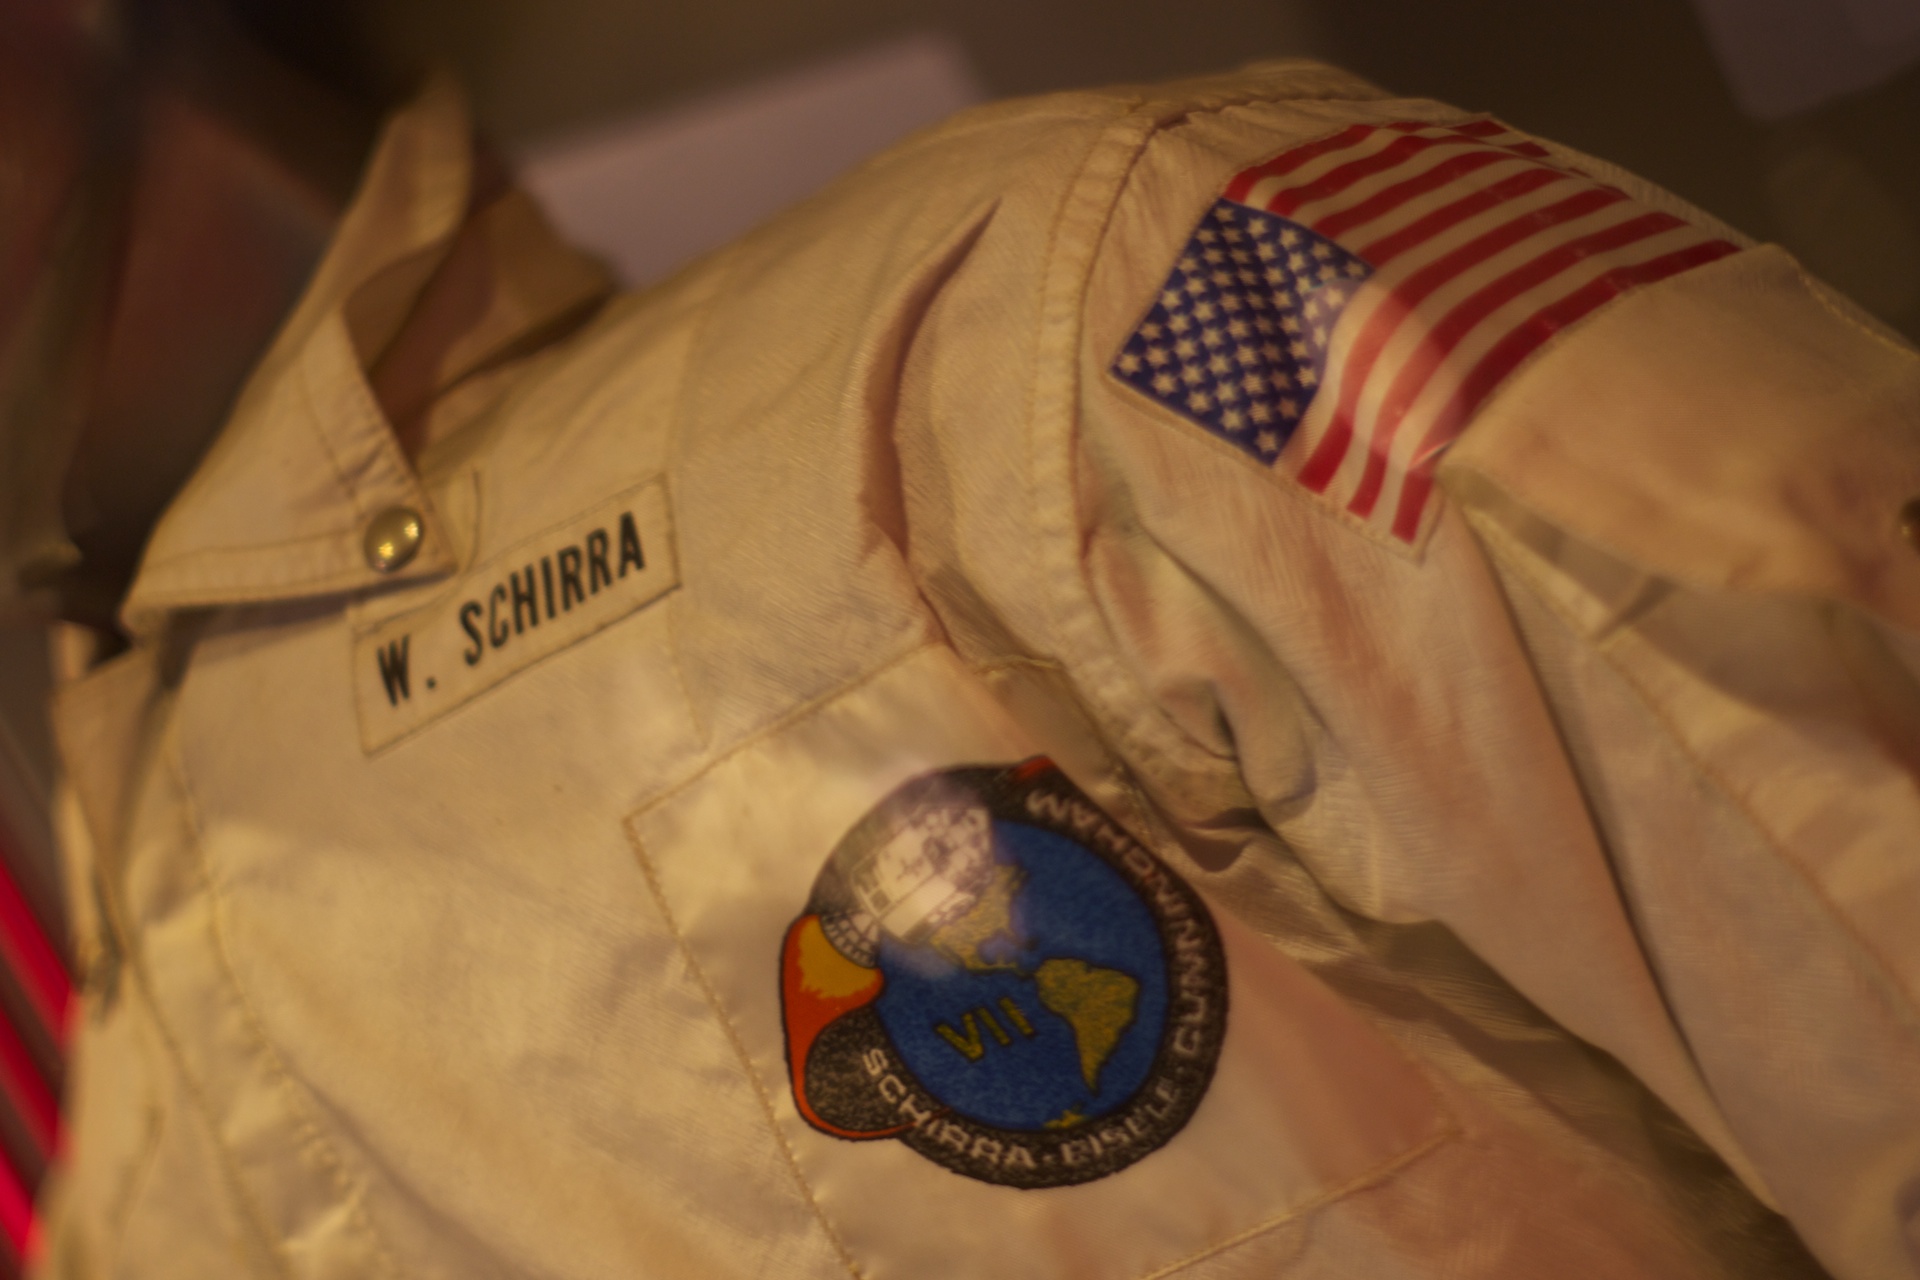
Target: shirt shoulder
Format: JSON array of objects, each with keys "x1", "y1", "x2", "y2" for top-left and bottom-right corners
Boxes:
[{"x1": 1068, "y1": 73, "x2": 1920, "y2": 631}]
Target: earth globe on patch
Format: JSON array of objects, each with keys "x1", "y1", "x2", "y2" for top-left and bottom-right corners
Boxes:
[{"x1": 828, "y1": 797, "x2": 1171, "y2": 1135}]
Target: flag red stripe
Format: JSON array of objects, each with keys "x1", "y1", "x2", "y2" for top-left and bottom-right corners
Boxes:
[
  {"x1": 1387, "y1": 238, "x2": 1742, "y2": 540},
  {"x1": 1223, "y1": 123, "x2": 1374, "y2": 202},
  {"x1": 0, "y1": 854, "x2": 69, "y2": 1047},
  {"x1": 1358, "y1": 164, "x2": 1572, "y2": 266},
  {"x1": 1265, "y1": 130, "x2": 1549, "y2": 219},
  {"x1": 1437, "y1": 124, "x2": 1549, "y2": 156},
  {"x1": 1388, "y1": 118, "x2": 1543, "y2": 151},
  {"x1": 1311, "y1": 147, "x2": 1517, "y2": 240},
  {"x1": 0, "y1": 1144, "x2": 29, "y2": 1267},
  {"x1": 1295, "y1": 183, "x2": 1628, "y2": 492},
  {"x1": 1345, "y1": 210, "x2": 1688, "y2": 516},
  {"x1": 1264, "y1": 132, "x2": 1461, "y2": 216}
]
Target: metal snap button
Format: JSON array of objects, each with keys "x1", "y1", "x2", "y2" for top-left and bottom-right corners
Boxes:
[
  {"x1": 364, "y1": 506, "x2": 424, "y2": 573},
  {"x1": 1902, "y1": 496, "x2": 1920, "y2": 554}
]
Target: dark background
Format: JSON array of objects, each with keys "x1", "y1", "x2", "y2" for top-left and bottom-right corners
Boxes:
[{"x1": 345, "y1": 0, "x2": 1920, "y2": 337}]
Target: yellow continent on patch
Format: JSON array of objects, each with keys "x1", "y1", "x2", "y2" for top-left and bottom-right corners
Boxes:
[{"x1": 1035, "y1": 958, "x2": 1139, "y2": 1091}]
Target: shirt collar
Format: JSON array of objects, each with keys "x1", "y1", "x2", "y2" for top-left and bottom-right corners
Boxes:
[{"x1": 121, "y1": 77, "x2": 612, "y2": 636}]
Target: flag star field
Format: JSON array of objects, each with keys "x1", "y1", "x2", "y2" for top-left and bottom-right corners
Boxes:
[{"x1": 1112, "y1": 204, "x2": 1371, "y2": 466}]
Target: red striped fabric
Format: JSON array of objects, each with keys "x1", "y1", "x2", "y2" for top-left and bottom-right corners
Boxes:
[
  {"x1": 0, "y1": 1133, "x2": 31, "y2": 1274},
  {"x1": 0, "y1": 1010, "x2": 56, "y2": 1169},
  {"x1": 0, "y1": 862, "x2": 69, "y2": 1052},
  {"x1": 1225, "y1": 118, "x2": 1739, "y2": 545},
  {"x1": 0, "y1": 790, "x2": 70, "y2": 1272}
]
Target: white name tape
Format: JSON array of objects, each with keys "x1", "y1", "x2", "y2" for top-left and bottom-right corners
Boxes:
[{"x1": 354, "y1": 479, "x2": 678, "y2": 751}]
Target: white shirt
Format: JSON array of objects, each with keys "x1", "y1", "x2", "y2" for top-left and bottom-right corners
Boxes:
[{"x1": 37, "y1": 61, "x2": 1920, "y2": 1280}]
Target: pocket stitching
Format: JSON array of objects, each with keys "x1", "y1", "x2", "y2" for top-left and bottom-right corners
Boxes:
[{"x1": 623, "y1": 649, "x2": 1465, "y2": 1280}]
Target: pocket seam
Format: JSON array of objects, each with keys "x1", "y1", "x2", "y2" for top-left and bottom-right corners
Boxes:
[
  {"x1": 624, "y1": 646, "x2": 1465, "y2": 1280},
  {"x1": 625, "y1": 821, "x2": 868, "y2": 1280}
]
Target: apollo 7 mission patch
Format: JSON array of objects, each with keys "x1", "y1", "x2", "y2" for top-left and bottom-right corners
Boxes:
[{"x1": 779, "y1": 759, "x2": 1227, "y2": 1187}]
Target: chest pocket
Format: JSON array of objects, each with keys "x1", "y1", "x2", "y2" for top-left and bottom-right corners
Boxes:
[{"x1": 627, "y1": 645, "x2": 1450, "y2": 1280}]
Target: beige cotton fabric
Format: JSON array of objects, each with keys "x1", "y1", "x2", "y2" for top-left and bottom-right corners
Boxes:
[{"x1": 33, "y1": 61, "x2": 1920, "y2": 1280}]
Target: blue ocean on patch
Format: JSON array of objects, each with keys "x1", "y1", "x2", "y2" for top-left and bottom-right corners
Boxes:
[{"x1": 872, "y1": 822, "x2": 1169, "y2": 1132}]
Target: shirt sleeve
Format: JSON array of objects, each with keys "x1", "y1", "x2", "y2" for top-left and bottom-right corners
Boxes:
[{"x1": 1061, "y1": 86, "x2": 1920, "y2": 1280}]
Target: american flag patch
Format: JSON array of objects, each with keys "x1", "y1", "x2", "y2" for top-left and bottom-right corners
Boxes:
[{"x1": 1112, "y1": 117, "x2": 1741, "y2": 547}]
